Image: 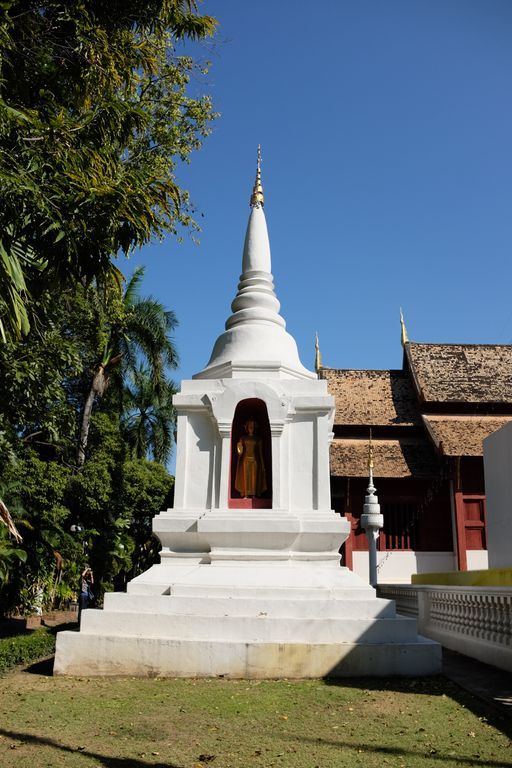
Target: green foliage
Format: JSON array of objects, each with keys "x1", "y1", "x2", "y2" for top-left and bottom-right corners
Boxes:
[
  {"x1": 0, "y1": 275, "x2": 177, "y2": 613},
  {"x1": 77, "y1": 265, "x2": 178, "y2": 467},
  {"x1": 120, "y1": 458, "x2": 174, "y2": 574},
  {"x1": 0, "y1": 0, "x2": 217, "y2": 338},
  {"x1": 0, "y1": 526, "x2": 26, "y2": 584},
  {"x1": 0, "y1": 406, "x2": 175, "y2": 612},
  {"x1": 0, "y1": 454, "x2": 80, "y2": 613},
  {"x1": 0, "y1": 628, "x2": 55, "y2": 674},
  {"x1": 0, "y1": 1, "x2": 211, "y2": 614},
  {"x1": 123, "y1": 367, "x2": 176, "y2": 464},
  {"x1": 0, "y1": 280, "x2": 119, "y2": 456}
]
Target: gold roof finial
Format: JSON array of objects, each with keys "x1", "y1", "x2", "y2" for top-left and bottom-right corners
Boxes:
[
  {"x1": 400, "y1": 307, "x2": 409, "y2": 347},
  {"x1": 368, "y1": 428, "x2": 374, "y2": 471},
  {"x1": 314, "y1": 332, "x2": 322, "y2": 373},
  {"x1": 250, "y1": 144, "x2": 264, "y2": 208}
]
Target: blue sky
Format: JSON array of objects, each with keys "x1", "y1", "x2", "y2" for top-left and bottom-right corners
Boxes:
[{"x1": 131, "y1": 1, "x2": 512, "y2": 401}]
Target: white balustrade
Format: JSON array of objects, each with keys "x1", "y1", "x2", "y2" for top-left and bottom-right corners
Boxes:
[{"x1": 378, "y1": 584, "x2": 512, "y2": 673}]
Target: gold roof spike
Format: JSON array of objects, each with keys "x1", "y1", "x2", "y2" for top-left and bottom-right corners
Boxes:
[
  {"x1": 400, "y1": 307, "x2": 409, "y2": 346},
  {"x1": 315, "y1": 331, "x2": 322, "y2": 373},
  {"x1": 250, "y1": 144, "x2": 264, "y2": 208}
]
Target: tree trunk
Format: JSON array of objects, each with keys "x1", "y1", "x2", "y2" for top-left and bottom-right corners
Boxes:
[{"x1": 77, "y1": 365, "x2": 107, "y2": 468}]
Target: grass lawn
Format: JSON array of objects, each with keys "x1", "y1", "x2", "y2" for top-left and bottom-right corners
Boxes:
[{"x1": 0, "y1": 663, "x2": 511, "y2": 768}]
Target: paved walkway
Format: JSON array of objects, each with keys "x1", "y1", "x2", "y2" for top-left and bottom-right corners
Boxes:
[{"x1": 443, "y1": 647, "x2": 512, "y2": 718}]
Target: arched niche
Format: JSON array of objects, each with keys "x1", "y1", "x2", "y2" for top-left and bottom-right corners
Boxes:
[{"x1": 229, "y1": 398, "x2": 272, "y2": 509}]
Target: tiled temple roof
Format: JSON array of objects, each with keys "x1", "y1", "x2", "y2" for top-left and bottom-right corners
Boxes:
[
  {"x1": 320, "y1": 368, "x2": 419, "y2": 426},
  {"x1": 330, "y1": 438, "x2": 440, "y2": 479},
  {"x1": 422, "y1": 415, "x2": 512, "y2": 457},
  {"x1": 405, "y1": 343, "x2": 512, "y2": 404},
  {"x1": 323, "y1": 342, "x2": 512, "y2": 477}
]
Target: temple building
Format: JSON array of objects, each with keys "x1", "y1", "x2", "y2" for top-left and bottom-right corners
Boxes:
[{"x1": 319, "y1": 325, "x2": 512, "y2": 583}]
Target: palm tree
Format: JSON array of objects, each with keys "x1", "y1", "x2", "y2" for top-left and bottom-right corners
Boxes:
[
  {"x1": 77, "y1": 266, "x2": 178, "y2": 467},
  {"x1": 122, "y1": 366, "x2": 175, "y2": 465}
]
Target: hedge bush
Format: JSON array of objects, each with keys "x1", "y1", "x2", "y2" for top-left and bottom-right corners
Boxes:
[{"x1": 0, "y1": 628, "x2": 56, "y2": 674}]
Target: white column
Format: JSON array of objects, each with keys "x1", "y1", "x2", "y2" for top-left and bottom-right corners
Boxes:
[
  {"x1": 217, "y1": 422, "x2": 232, "y2": 510},
  {"x1": 315, "y1": 411, "x2": 332, "y2": 511},
  {"x1": 270, "y1": 422, "x2": 284, "y2": 510},
  {"x1": 172, "y1": 412, "x2": 188, "y2": 509}
]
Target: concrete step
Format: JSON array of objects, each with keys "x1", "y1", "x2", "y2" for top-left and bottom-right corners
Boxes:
[
  {"x1": 128, "y1": 582, "x2": 377, "y2": 601},
  {"x1": 174, "y1": 583, "x2": 376, "y2": 600},
  {"x1": 54, "y1": 631, "x2": 442, "y2": 678},
  {"x1": 126, "y1": 563, "x2": 376, "y2": 599},
  {"x1": 80, "y1": 609, "x2": 418, "y2": 644},
  {"x1": 103, "y1": 592, "x2": 397, "y2": 619}
]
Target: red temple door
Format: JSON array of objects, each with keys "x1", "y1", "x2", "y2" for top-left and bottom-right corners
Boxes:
[{"x1": 454, "y1": 492, "x2": 486, "y2": 571}]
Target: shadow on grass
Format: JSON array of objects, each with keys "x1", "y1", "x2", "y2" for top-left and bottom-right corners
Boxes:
[
  {"x1": 294, "y1": 732, "x2": 512, "y2": 767},
  {"x1": 21, "y1": 622, "x2": 79, "y2": 677},
  {"x1": 322, "y1": 673, "x2": 512, "y2": 754},
  {"x1": 0, "y1": 727, "x2": 183, "y2": 768},
  {"x1": 23, "y1": 656, "x2": 54, "y2": 675},
  {"x1": 0, "y1": 618, "x2": 30, "y2": 638},
  {"x1": 49, "y1": 621, "x2": 80, "y2": 632}
]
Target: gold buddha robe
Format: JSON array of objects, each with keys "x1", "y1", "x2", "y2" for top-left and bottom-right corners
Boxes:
[{"x1": 234, "y1": 435, "x2": 267, "y2": 498}]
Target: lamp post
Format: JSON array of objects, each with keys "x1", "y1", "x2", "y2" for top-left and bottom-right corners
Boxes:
[{"x1": 361, "y1": 433, "x2": 384, "y2": 587}]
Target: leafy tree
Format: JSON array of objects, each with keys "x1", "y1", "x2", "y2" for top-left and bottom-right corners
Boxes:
[
  {"x1": 0, "y1": 0, "x2": 217, "y2": 338},
  {"x1": 0, "y1": 267, "x2": 178, "y2": 612},
  {"x1": 0, "y1": 453, "x2": 79, "y2": 612},
  {"x1": 0, "y1": 1, "x2": 211, "y2": 607},
  {"x1": 0, "y1": 411, "x2": 175, "y2": 612},
  {"x1": 119, "y1": 459, "x2": 173, "y2": 577},
  {"x1": 77, "y1": 266, "x2": 178, "y2": 466}
]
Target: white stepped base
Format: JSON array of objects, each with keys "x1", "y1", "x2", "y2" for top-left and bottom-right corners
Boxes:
[
  {"x1": 54, "y1": 633, "x2": 440, "y2": 678},
  {"x1": 80, "y1": 611, "x2": 418, "y2": 644},
  {"x1": 126, "y1": 562, "x2": 373, "y2": 596},
  {"x1": 54, "y1": 559, "x2": 441, "y2": 677},
  {"x1": 103, "y1": 592, "x2": 397, "y2": 620}
]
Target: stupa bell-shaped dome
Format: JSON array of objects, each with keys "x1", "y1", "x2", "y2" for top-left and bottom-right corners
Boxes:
[{"x1": 194, "y1": 148, "x2": 314, "y2": 381}]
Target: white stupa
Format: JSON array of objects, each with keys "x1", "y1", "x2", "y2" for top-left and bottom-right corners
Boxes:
[{"x1": 55, "y1": 151, "x2": 440, "y2": 677}]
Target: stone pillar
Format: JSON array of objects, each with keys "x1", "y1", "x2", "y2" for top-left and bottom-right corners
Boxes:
[
  {"x1": 172, "y1": 412, "x2": 188, "y2": 509},
  {"x1": 217, "y1": 421, "x2": 232, "y2": 510},
  {"x1": 361, "y1": 460, "x2": 383, "y2": 588}
]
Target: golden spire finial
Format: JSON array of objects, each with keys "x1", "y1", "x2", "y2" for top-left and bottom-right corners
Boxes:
[
  {"x1": 250, "y1": 144, "x2": 264, "y2": 208},
  {"x1": 400, "y1": 307, "x2": 409, "y2": 347},
  {"x1": 368, "y1": 428, "x2": 374, "y2": 471},
  {"x1": 315, "y1": 332, "x2": 322, "y2": 373}
]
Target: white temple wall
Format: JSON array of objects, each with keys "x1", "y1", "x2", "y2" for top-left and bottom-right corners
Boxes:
[
  {"x1": 352, "y1": 550, "x2": 457, "y2": 584},
  {"x1": 466, "y1": 550, "x2": 489, "y2": 571},
  {"x1": 484, "y1": 421, "x2": 512, "y2": 569}
]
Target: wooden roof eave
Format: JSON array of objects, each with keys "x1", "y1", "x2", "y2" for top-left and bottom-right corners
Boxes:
[{"x1": 421, "y1": 414, "x2": 445, "y2": 455}]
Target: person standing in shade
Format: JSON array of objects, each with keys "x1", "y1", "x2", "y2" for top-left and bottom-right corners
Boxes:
[{"x1": 78, "y1": 566, "x2": 94, "y2": 626}]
